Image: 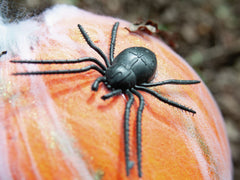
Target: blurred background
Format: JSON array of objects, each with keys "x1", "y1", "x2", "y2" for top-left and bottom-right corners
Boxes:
[{"x1": 1, "y1": 0, "x2": 239, "y2": 179}]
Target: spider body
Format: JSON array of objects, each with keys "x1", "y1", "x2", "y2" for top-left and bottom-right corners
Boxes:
[
  {"x1": 11, "y1": 22, "x2": 200, "y2": 177},
  {"x1": 105, "y1": 47, "x2": 157, "y2": 90}
]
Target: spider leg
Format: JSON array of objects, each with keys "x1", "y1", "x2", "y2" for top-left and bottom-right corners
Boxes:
[
  {"x1": 78, "y1": 24, "x2": 110, "y2": 67},
  {"x1": 101, "y1": 89, "x2": 122, "y2": 100},
  {"x1": 109, "y1": 22, "x2": 119, "y2": 64},
  {"x1": 131, "y1": 88, "x2": 144, "y2": 178},
  {"x1": 135, "y1": 85, "x2": 196, "y2": 114},
  {"x1": 124, "y1": 89, "x2": 135, "y2": 176},
  {"x1": 10, "y1": 57, "x2": 107, "y2": 70},
  {"x1": 141, "y1": 79, "x2": 200, "y2": 87},
  {"x1": 91, "y1": 76, "x2": 106, "y2": 91},
  {"x1": 12, "y1": 64, "x2": 105, "y2": 76},
  {"x1": 0, "y1": 51, "x2": 7, "y2": 57}
]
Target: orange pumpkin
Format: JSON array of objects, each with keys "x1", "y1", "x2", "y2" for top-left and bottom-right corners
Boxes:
[{"x1": 0, "y1": 5, "x2": 232, "y2": 180}]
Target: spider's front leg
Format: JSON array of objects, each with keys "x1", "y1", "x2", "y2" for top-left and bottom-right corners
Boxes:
[
  {"x1": 131, "y1": 88, "x2": 145, "y2": 177},
  {"x1": 101, "y1": 89, "x2": 122, "y2": 100},
  {"x1": 124, "y1": 89, "x2": 135, "y2": 176},
  {"x1": 91, "y1": 76, "x2": 107, "y2": 91},
  {"x1": 100, "y1": 88, "x2": 135, "y2": 176}
]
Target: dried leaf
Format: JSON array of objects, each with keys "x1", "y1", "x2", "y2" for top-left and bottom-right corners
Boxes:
[{"x1": 125, "y1": 20, "x2": 177, "y2": 49}]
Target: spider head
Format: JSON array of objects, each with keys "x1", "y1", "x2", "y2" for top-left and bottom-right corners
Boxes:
[{"x1": 105, "y1": 64, "x2": 136, "y2": 90}]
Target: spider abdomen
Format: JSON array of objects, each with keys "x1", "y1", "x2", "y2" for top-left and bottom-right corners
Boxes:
[{"x1": 105, "y1": 47, "x2": 157, "y2": 89}]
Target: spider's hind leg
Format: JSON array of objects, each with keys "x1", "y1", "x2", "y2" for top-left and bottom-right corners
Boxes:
[
  {"x1": 141, "y1": 79, "x2": 200, "y2": 87},
  {"x1": 78, "y1": 24, "x2": 110, "y2": 67},
  {"x1": 109, "y1": 22, "x2": 119, "y2": 64},
  {"x1": 135, "y1": 85, "x2": 196, "y2": 114}
]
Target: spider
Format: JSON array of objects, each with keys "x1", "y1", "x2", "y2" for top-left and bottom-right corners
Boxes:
[{"x1": 11, "y1": 22, "x2": 200, "y2": 177}]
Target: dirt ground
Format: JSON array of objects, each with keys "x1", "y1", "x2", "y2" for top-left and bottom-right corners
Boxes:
[{"x1": 2, "y1": 0, "x2": 240, "y2": 179}]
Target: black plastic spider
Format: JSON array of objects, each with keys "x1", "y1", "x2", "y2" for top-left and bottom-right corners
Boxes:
[{"x1": 11, "y1": 22, "x2": 200, "y2": 177}]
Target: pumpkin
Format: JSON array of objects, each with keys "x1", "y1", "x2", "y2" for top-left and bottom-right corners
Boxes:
[{"x1": 0, "y1": 5, "x2": 232, "y2": 180}]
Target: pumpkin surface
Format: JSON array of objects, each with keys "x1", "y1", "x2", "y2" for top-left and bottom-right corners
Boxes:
[{"x1": 0, "y1": 5, "x2": 232, "y2": 180}]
